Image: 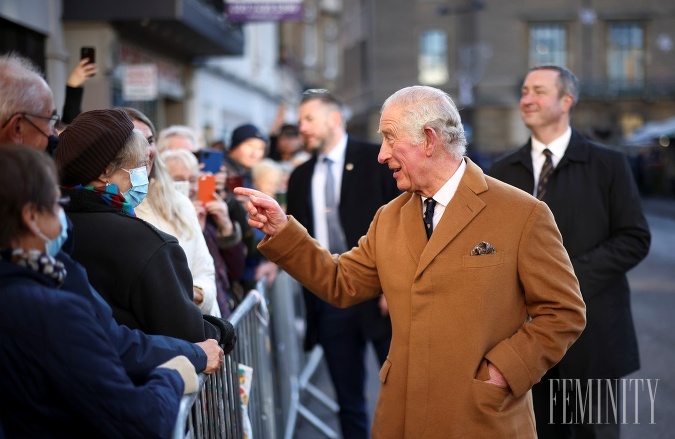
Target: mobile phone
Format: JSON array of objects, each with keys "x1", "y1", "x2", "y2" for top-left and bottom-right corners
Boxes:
[
  {"x1": 198, "y1": 174, "x2": 216, "y2": 204},
  {"x1": 80, "y1": 47, "x2": 96, "y2": 64},
  {"x1": 198, "y1": 149, "x2": 224, "y2": 174},
  {"x1": 225, "y1": 174, "x2": 243, "y2": 194}
]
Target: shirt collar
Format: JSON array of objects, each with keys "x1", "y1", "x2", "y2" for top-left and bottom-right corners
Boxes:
[
  {"x1": 531, "y1": 127, "x2": 571, "y2": 163},
  {"x1": 423, "y1": 158, "x2": 467, "y2": 208},
  {"x1": 320, "y1": 134, "x2": 348, "y2": 164}
]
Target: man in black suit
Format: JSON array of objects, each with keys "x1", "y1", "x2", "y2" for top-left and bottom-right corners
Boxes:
[
  {"x1": 286, "y1": 89, "x2": 400, "y2": 438},
  {"x1": 489, "y1": 65, "x2": 651, "y2": 439}
]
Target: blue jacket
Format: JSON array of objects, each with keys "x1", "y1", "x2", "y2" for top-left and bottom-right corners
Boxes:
[
  {"x1": 57, "y1": 250, "x2": 207, "y2": 380},
  {"x1": 0, "y1": 259, "x2": 184, "y2": 438}
]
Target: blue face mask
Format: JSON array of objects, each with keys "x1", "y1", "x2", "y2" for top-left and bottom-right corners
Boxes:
[
  {"x1": 34, "y1": 207, "x2": 68, "y2": 257},
  {"x1": 121, "y1": 166, "x2": 149, "y2": 207}
]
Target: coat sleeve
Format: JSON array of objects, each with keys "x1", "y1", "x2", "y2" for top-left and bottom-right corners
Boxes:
[
  {"x1": 47, "y1": 294, "x2": 184, "y2": 439},
  {"x1": 259, "y1": 214, "x2": 383, "y2": 308},
  {"x1": 485, "y1": 201, "x2": 586, "y2": 398},
  {"x1": 130, "y1": 240, "x2": 213, "y2": 343},
  {"x1": 61, "y1": 85, "x2": 84, "y2": 124},
  {"x1": 59, "y1": 250, "x2": 208, "y2": 379},
  {"x1": 570, "y1": 152, "x2": 651, "y2": 299}
]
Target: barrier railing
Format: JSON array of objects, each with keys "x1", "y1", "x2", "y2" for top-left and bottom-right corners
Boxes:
[
  {"x1": 173, "y1": 273, "x2": 341, "y2": 439},
  {"x1": 173, "y1": 283, "x2": 276, "y2": 439},
  {"x1": 267, "y1": 271, "x2": 339, "y2": 439}
]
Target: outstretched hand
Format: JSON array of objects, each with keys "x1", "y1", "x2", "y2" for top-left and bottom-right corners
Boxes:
[
  {"x1": 67, "y1": 59, "x2": 97, "y2": 88},
  {"x1": 233, "y1": 187, "x2": 288, "y2": 236}
]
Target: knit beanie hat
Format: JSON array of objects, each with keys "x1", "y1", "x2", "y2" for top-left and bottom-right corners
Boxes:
[
  {"x1": 56, "y1": 109, "x2": 135, "y2": 186},
  {"x1": 230, "y1": 123, "x2": 267, "y2": 151}
]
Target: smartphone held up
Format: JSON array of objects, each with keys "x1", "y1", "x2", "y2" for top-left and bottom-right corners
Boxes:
[
  {"x1": 198, "y1": 149, "x2": 224, "y2": 174},
  {"x1": 198, "y1": 174, "x2": 216, "y2": 204},
  {"x1": 80, "y1": 47, "x2": 96, "y2": 76}
]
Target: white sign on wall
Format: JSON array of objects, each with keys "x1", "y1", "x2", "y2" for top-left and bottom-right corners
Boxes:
[
  {"x1": 122, "y1": 64, "x2": 158, "y2": 101},
  {"x1": 227, "y1": 0, "x2": 303, "y2": 22}
]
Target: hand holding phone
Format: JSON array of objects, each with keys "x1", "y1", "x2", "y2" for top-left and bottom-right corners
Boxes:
[
  {"x1": 198, "y1": 174, "x2": 216, "y2": 204},
  {"x1": 80, "y1": 47, "x2": 96, "y2": 78},
  {"x1": 80, "y1": 47, "x2": 95, "y2": 64}
]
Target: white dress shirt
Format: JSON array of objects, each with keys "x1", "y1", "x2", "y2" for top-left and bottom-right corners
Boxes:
[
  {"x1": 311, "y1": 135, "x2": 348, "y2": 248},
  {"x1": 421, "y1": 158, "x2": 467, "y2": 231},
  {"x1": 531, "y1": 127, "x2": 571, "y2": 197}
]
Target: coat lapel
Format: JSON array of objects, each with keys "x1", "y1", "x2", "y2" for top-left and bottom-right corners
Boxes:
[
  {"x1": 416, "y1": 159, "x2": 488, "y2": 276},
  {"x1": 401, "y1": 192, "x2": 427, "y2": 267}
]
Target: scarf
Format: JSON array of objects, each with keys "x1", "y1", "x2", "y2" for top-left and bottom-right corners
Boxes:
[
  {"x1": 0, "y1": 248, "x2": 67, "y2": 287},
  {"x1": 69, "y1": 183, "x2": 135, "y2": 216}
]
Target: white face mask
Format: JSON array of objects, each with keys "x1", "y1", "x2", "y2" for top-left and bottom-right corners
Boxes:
[{"x1": 173, "y1": 180, "x2": 190, "y2": 198}]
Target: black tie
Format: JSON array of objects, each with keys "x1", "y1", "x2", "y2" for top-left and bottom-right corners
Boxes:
[
  {"x1": 537, "y1": 149, "x2": 554, "y2": 200},
  {"x1": 324, "y1": 158, "x2": 348, "y2": 253},
  {"x1": 424, "y1": 198, "x2": 437, "y2": 240}
]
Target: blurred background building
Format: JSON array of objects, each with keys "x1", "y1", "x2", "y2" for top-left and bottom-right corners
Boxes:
[
  {"x1": 2, "y1": 0, "x2": 674, "y2": 193},
  {"x1": 0, "y1": 0, "x2": 303, "y2": 148},
  {"x1": 283, "y1": 0, "x2": 675, "y2": 193}
]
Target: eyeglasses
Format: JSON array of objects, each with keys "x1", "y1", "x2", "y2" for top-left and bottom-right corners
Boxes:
[
  {"x1": 2, "y1": 112, "x2": 61, "y2": 131},
  {"x1": 23, "y1": 112, "x2": 61, "y2": 130}
]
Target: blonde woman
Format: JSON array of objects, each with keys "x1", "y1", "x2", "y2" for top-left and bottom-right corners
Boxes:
[{"x1": 121, "y1": 108, "x2": 220, "y2": 317}]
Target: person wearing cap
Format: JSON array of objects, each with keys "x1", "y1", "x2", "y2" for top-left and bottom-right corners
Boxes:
[
  {"x1": 225, "y1": 123, "x2": 280, "y2": 291},
  {"x1": 224, "y1": 123, "x2": 268, "y2": 190},
  {"x1": 55, "y1": 109, "x2": 229, "y2": 345}
]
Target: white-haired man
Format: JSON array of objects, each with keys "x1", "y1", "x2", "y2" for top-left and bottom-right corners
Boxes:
[{"x1": 236, "y1": 85, "x2": 586, "y2": 438}]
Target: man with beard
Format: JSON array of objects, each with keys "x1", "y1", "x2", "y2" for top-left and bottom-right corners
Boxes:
[{"x1": 285, "y1": 89, "x2": 400, "y2": 438}]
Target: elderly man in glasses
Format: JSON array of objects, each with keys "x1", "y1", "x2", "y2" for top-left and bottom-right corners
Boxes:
[{"x1": 0, "y1": 53, "x2": 61, "y2": 154}]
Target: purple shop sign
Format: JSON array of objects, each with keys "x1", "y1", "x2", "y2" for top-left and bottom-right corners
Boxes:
[{"x1": 227, "y1": 1, "x2": 304, "y2": 22}]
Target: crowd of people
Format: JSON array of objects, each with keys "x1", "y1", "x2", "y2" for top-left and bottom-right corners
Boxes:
[{"x1": 0, "y1": 47, "x2": 650, "y2": 439}]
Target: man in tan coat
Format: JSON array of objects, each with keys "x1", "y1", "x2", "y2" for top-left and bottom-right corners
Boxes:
[{"x1": 236, "y1": 85, "x2": 586, "y2": 438}]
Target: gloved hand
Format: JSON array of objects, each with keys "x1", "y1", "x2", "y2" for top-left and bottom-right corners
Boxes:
[
  {"x1": 157, "y1": 355, "x2": 199, "y2": 394},
  {"x1": 203, "y1": 314, "x2": 237, "y2": 354}
]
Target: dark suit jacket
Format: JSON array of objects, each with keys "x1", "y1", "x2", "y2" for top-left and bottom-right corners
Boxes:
[
  {"x1": 489, "y1": 129, "x2": 651, "y2": 379},
  {"x1": 286, "y1": 137, "x2": 400, "y2": 350}
]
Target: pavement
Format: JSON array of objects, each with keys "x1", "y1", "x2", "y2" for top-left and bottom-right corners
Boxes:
[
  {"x1": 622, "y1": 196, "x2": 675, "y2": 439},
  {"x1": 291, "y1": 195, "x2": 675, "y2": 439}
]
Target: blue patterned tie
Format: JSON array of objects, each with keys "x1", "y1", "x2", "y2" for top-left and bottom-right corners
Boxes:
[{"x1": 424, "y1": 198, "x2": 437, "y2": 240}]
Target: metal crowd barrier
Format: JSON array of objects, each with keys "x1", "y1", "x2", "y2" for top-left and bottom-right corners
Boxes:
[
  {"x1": 267, "y1": 271, "x2": 339, "y2": 439},
  {"x1": 172, "y1": 282, "x2": 277, "y2": 439},
  {"x1": 172, "y1": 272, "x2": 341, "y2": 439}
]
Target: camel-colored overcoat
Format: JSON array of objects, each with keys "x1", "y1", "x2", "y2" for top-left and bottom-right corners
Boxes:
[{"x1": 260, "y1": 158, "x2": 586, "y2": 438}]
